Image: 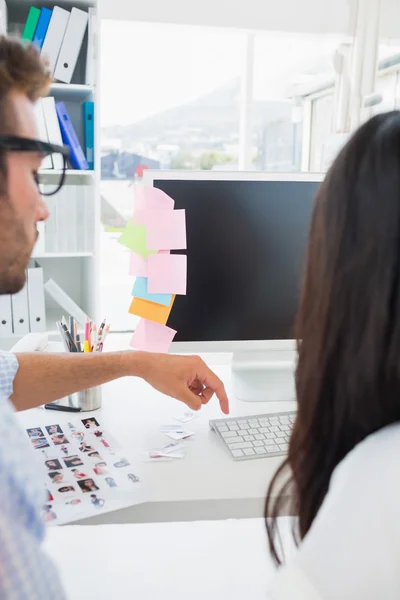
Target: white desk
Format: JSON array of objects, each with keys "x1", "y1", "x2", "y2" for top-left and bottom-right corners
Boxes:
[
  {"x1": 44, "y1": 517, "x2": 296, "y2": 600},
  {"x1": 17, "y1": 351, "x2": 296, "y2": 524}
]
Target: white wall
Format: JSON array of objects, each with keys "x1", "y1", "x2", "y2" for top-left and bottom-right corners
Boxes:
[
  {"x1": 99, "y1": 0, "x2": 356, "y2": 35},
  {"x1": 379, "y1": 0, "x2": 400, "y2": 40}
]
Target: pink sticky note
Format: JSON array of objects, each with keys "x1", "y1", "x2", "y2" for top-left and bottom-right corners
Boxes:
[
  {"x1": 132, "y1": 210, "x2": 153, "y2": 227},
  {"x1": 144, "y1": 209, "x2": 186, "y2": 250},
  {"x1": 148, "y1": 254, "x2": 187, "y2": 295},
  {"x1": 128, "y1": 250, "x2": 171, "y2": 278},
  {"x1": 129, "y1": 252, "x2": 148, "y2": 277},
  {"x1": 130, "y1": 319, "x2": 177, "y2": 353},
  {"x1": 135, "y1": 186, "x2": 175, "y2": 212}
]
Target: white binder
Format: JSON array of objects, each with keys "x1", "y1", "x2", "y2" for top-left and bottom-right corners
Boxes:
[
  {"x1": 54, "y1": 8, "x2": 88, "y2": 84},
  {"x1": 27, "y1": 266, "x2": 46, "y2": 333},
  {"x1": 0, "y1": 295, "x2": 13, "y2": 337},
  {"x1": 11, "y1": 284, "x2": 30, "y2": 336},
  {"x1": 0, "y1": 0, "x2": 7, "y2": 34},
  {"x1": 33, "y1": 100, "x2": 53, "y2": 169},
  {"x1": 42, "y1": 97, "x2": 64, "y2": 169},
  {"x1": 32, "y1": 221, "x2": 45, "y2": 257},
  {"x1": 41, "y1": 6, "x2": 70, "y2": 75},
  {"x1": 45, "y1": 278, "x2": 88, "y2": 327},
  {"x1": 85, "y1": 7, "x2": 97, "y2": 86}
]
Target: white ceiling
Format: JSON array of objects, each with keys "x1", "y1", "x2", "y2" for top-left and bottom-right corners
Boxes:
[
  {"x1": 98, "y1": 0, "x2": 400, "y2": 40},
  {"x1": 99, "y1": 0, "x2": 355, "y2": 35}
]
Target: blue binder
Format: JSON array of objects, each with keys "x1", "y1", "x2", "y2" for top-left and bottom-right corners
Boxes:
[
  {"x1": 32, "y1": 7, "x2": 52, "y2": 50},
  {"x1": 83, "y1": 101, "x2": 94, "y2": 170},
  {"x1": 55, "y1": 102, "x2": 89, "y2": 171}
]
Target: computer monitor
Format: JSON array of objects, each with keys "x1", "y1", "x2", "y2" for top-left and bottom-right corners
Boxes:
[{"x1": 142, "y1": 171, "x2": 323, "y2": 401}]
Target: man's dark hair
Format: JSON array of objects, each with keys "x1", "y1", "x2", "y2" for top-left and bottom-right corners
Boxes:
[{"x1": 0, "y1": 36, "x2": 51, "y2": 134}]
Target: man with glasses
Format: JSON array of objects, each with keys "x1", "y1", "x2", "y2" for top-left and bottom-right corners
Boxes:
[{"x1": 0, "y1": 37, "x2": 229, "y2": 598}]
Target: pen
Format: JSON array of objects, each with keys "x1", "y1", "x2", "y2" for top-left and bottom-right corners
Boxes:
[
  {"x1": 102, "y1": 324, "x2": 110, "y2": 343},
  {"x1": 98, "y1": 319, "x2": 106, "y2": 335},
  {"x1": 75, "y1": 332, "x2": 82, "y2": 353},
  {"x1": 94, "y1": 328, "x2": 103, "y2": 352},
  {"x1": 85, "y1": 319, "x2": 90, "y2": 348},
  {"x1": 56, "y1": 321, "x2": 71, "y2": 352},
  {"x1": 74, "y1": 321, "x2": 82, "y2": 352},
  {"x1": 44, "y1": 403, "x2": 82, "y2": 413},
  {"x1": 69, "y1": 316, "x2": 75, "y2": 343},
  {"x1": 62, "y1": 324, "x2": 78, "y2": 352},
  {"x1": 91, "y1": 324, "x2": 97, "y2": 352}
]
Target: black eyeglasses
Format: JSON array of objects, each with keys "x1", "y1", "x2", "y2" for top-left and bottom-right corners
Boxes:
[{"x1": 0, "y1": 135, "x2": 70, "y2": 196}]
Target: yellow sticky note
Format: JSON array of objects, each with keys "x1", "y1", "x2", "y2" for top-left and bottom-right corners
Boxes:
[
  {"x1": 119, "y1": 220, "x2": 156, "y2": 259},
  {"x1": 128, "y1": 295, "x2": 176, "y2": 326}
]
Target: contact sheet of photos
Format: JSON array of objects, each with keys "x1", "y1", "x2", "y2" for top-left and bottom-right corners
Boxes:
[{"x1": 26, "y1": 416, "x2": 143, "y2": 526}]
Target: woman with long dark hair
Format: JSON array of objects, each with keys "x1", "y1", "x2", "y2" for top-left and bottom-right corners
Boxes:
[{"x1": 267, "y1": 111, "x2": 400, "y2": 598}]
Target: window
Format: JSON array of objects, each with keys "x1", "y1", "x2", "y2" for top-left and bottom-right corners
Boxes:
[
  {"x1": 252, "y1": 32, "x2": 343, "y2": 172},
  {"x1": 308, "y1": 92, "x2": 335, "y2": 171},
  {"x1": 100, "y1": 20, "x2": 245, "y2": 329}
]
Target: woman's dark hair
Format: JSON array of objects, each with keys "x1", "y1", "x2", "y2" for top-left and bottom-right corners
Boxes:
[{"x1": 265, "y1": 111, "x2": 400, "y2": 565}]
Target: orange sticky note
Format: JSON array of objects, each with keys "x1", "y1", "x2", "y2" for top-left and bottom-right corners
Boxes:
[{"x1": 128, "y1": 295, "x2": 175, "y2": 326}]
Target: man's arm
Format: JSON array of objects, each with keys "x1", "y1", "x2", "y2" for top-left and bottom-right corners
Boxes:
[{"x1": 12, "y1": 352, "x2": 229, "y2": 414}]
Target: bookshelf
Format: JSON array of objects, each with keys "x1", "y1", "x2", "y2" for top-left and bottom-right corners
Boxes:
[{"x1": 1, "y1": 0, "x2": 100, "y2": 347}]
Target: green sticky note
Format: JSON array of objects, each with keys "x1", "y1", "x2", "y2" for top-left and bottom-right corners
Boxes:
[
  {"x1": 119, "y1": 221, "x2": 156, "y2": 258},
  {"x1": 22, "y1": 7, "x2": 41, "y2": 42}
]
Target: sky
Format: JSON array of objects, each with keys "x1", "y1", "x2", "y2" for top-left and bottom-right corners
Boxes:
[{"x1": 100, "y1": 20, "x2": 400, "y2": 129}]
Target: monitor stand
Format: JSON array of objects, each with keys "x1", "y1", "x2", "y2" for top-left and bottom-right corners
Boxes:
[{"x1": 231, "y1": 350, "x2": 296, "y2": 402}]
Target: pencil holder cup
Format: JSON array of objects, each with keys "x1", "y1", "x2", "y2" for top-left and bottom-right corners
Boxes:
[{"x1": 68, "y1": 386, "x2": 102, "y2": 411}]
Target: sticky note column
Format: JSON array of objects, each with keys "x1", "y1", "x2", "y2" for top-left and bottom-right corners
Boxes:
[{"x1": 118, "y1": 186, "x2": 187, "y2": 353}]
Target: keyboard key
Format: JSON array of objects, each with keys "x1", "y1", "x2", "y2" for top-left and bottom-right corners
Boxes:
[
  {"x1": 243, "y1": 448, "x2": 255, "y2": 456},
  {"x1": 228, "y1": 442, "x2": 253, "y2": 450},
  {"x1": 230, "y1": 436, "x2": 244, "y2": 443},
  {"x1": 265, "y1": 444, "x2": 279, "y2": 453},
  {"x1": 231, "y1": 449, "x2": 244, "y2": 458},
  {"x1": 210, "y1": 413, "x2": 297, "y2": 461}
]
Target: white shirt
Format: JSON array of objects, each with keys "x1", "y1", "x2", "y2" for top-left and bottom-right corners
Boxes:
[
  {"x1": 269, "y1": 423, "x2": 400, "y2": 599},
  {"x1": 0, "y1": 351, "x2": 65, "y2": 599}
]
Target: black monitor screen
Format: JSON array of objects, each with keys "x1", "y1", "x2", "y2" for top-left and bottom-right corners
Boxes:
[{"x1": 153, "y1": 178, "x2": 319, "y2": 342}]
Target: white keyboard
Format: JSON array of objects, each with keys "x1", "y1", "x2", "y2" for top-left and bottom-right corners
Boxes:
[{"x1": 209, "y1": 412, "x2": 296, "y2": 461}]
